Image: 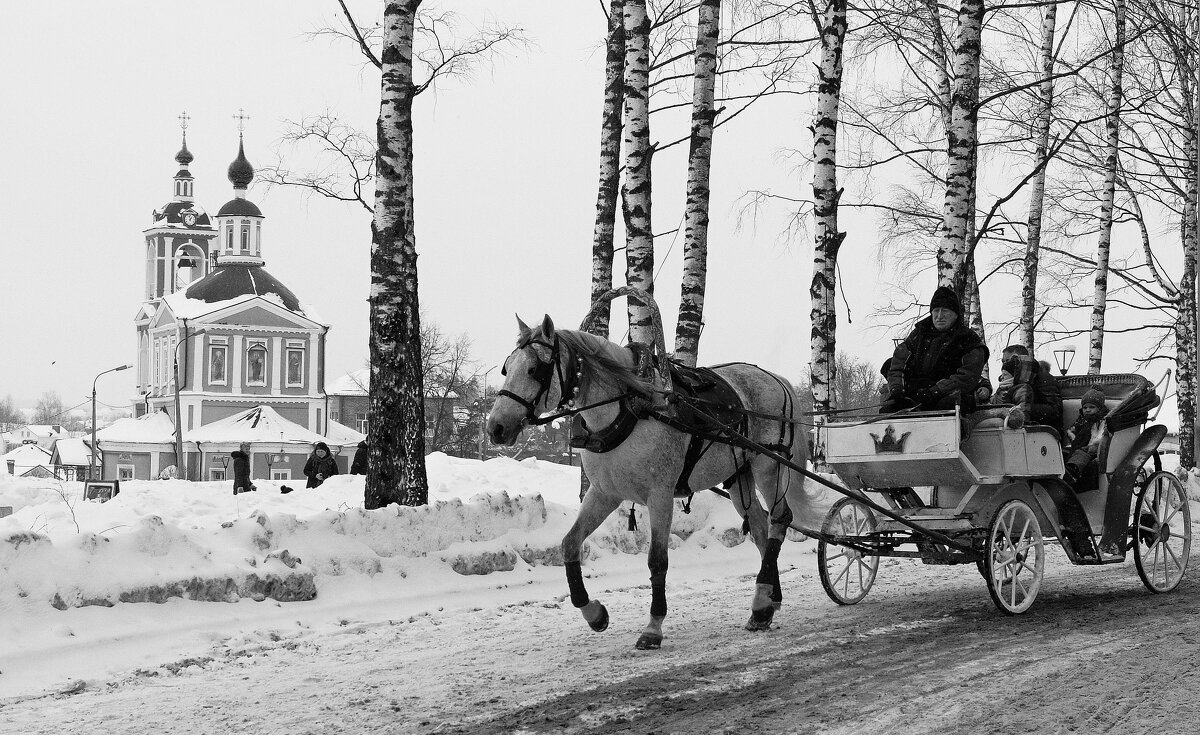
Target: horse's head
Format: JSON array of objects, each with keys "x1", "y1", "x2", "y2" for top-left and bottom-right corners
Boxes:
[{"x1": 486, "y1": 314, "x2": 568, "y2": 446}]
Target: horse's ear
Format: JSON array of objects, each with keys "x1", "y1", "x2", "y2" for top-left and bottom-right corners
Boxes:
[
  {"x1": 540, "y1": 314, "x2": 555, "y2": 336},
  {"x1": 516, "y1": 314, "x2": 531, "y2": 336}
]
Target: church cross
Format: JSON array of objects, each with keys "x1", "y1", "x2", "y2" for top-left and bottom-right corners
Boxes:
[
  {"x1": 233, "y1": 108, "x2": 250, "y2": 133},
  {"x1": 178, "y1": 111, "x2": 190, "y2": 131}
]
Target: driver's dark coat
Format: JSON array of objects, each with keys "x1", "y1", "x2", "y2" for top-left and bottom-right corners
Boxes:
[{"x1": 887, "y1": 316, "x2": 989, "y2": 409}]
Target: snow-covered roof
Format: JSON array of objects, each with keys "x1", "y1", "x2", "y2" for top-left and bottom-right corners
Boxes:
[
  {"x1": 95, "y1": 411, "x2": 177, "y2": 444},
  {"x1": 327, "y1": 368, "x2": 369, "y2": 396},
  {"x1": 17, "y1": 425, "x2": 66, "y2": 439},
  {"x1": 1, "y1": 443, "x2": 53, "y2": 464},
  {"x1": 51, "y1": 437, "x2": 95, "y2": 466},
  {"x1": 185, "y1": 405, "x2": 330, "y2": 446},
  {"x1": 325, "y1": 419, "x2": 366, "y2": 447}
]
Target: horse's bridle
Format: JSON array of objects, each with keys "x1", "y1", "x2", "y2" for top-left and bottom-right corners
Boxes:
[{"x1": 498, "y1": 333, "x2": 580, "y2": 426}]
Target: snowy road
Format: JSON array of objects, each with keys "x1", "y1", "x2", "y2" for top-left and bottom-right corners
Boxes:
[{"x1": 4, "y1": 540, "x2": 1200, "y2": 735}]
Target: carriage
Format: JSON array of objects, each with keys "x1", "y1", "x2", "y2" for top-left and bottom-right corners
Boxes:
[{"x1": 817, "y1": 373, "x2": 1192, "y2": 614}]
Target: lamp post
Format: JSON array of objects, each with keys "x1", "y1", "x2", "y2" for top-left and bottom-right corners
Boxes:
[
  {"x1": 91, "y1": 364, "x2": 132, "y2": 480},
  {"x1": 173, "y1": 328, "x2": 208, "y2": 480},
  {"x1": 1052, "y1": 345, "x2": 1077, "y2": 376},
  {"x1": 477, "y1": 365, "x2": 497, "y2": 461}
]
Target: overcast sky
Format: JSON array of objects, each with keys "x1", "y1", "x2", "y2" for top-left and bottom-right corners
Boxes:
[{"x1": 0, "y1": 1, "x2": 1172, "y2": 425}]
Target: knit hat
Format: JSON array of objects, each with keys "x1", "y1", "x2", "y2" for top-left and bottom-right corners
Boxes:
[
  {"x1": 1082, "y1": 387, "x2": 1106, "y2": 410},
  {"x1": 929, "y1": 286, "x2": 961, "y2": 315}
]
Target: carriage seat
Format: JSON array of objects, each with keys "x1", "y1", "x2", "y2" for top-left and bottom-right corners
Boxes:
[{"x1": 1059, "y1": 374, "x2": 1159, "y2": 474}]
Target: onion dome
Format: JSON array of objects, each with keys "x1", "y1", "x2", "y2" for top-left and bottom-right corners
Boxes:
[
  {"x1": 227, "y1": 138, "x2": 254, "y2": 189},
  {"x1": 184, "y1": 263, "x2": 303, "y2": 313},
  {"x1": 175, "y1": 134, "x2": 194, "y2": 165},
  {"x1": 216, "y1": 198, "x2": 263, "y2": 218}
]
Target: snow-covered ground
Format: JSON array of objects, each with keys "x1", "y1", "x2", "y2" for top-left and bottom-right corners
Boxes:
[{"x1": 0, "y1": 453, "x2": 772, "y2": 701}]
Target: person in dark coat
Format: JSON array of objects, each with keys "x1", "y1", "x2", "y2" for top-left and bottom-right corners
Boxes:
[
  {"x1": 303, "y1": 441, "x2": 339, "y2": 488},
  {"x1": 994, "y1": 344, "x2": 1063, "y2": 428},
  {"x1": 350, "y1": 440, "x2": 368, "y2": 475},
  {"x1": 1064, "y1": 387, "x2": 1109, "y2": 489},
  {"x1": 231, "y1": 442, "x2": 255, "y2": 495},
  {"x1": 882, "y1": 286, "x2": 989, "y2": 413}
]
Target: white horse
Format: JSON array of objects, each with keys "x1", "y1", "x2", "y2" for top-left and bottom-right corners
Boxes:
[{"x1": 485, "y1": 315, "x2": 822, "y2": 649}]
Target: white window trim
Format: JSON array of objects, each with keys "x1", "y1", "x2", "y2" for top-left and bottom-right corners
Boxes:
[
  {"x1": 270, "y1": 469, "x2": 291, "y2": 481},
  {"x1": 210, "y1": 468, "x2": 227, "y2": 481},
  {"x1": 117, "y1": 464, "x2": 135, "y2": 480}
]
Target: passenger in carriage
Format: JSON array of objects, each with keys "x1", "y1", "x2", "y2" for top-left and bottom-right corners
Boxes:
[
  {"x1": 1064, "y1": 387, "x2": 1110, "y2": 489},
  {"x1": 994, "y1": 344, "x2": 1063, "y2": 428},
  {"x1": 882, "y1": 286, "x2": 989, "y2": 413}
]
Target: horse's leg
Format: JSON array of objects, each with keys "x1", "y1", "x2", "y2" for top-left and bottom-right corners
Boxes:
[
  {"x1": 745, "y1": 456, "x2": 794, "y2": 631},
  {"x1": 635, "y1": 492, "x2": 673, "y2": 650},
  {"x1": 563, "y1": 487, "x2": 622, "y2": 632}
]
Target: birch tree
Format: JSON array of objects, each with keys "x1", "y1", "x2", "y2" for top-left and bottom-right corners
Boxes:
[
  {"x1": 622, "y1": 0, "x2": 657, "y2": 347},
  {"x1": 808, "y1": 0, "x2": 848, "y2": 465},
  {"x1": 937, "y1": 0, "x2": 985, "y2": 294},
  {"x1": 367, "y1": 0, "x2": 427, "y2": 509},
  {"x1": 1087, "y1": 0, "x2": 1126, "y2": 373},
  {"x1": 1017, "y1": 1, "x2": 1060, "y2": 351},
  {"x1": 673, "y1": 0, "x2": 721, "y2": 366},
  {"x1": 588, "y1": 0, "x2": 626, "y2": 338}
]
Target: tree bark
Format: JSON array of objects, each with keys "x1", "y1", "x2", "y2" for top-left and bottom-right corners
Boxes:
[
  {"x1": 1178, "y1": 190, "x2": 1197, "y2": 469},
  {"x1": 621, "y1": 0, "x2": 655, "y2": 346},
  {"x1": 808, "y1": 0, "x2": 848, "y2": 469},
  {"x1": 588, "y1": 0, "x2": 625, "y2": 339},
  {"x1": 1088, "y1": 0, "x2": 1126, "y2": 375},
  {"x1": 367, "y1": 0, "x2": 429, "y2": 509},
  {"x1": 674, "y1": 0, "x2": 721, "y2": 367},
  {"x1": 1018, "y1": 1, "x2": 1059, "y2": 352},
  {"x1": 937, "y1": 0, "x2": 985, "y2": 295}
]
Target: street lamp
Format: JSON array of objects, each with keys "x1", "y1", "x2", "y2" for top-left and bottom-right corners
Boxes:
[
  {"x1": 1052, "y1": 345, "x2": 1076, "y2": 376},
  {"x1": 477, "y1": 365, "x2": 497, "y2": 461},
  {"x1": 173, "y1": 328, "x2": 208, "y2": 480},
  {"x1": 91, "y1": 364, "x2": 132, "y2": 480}
]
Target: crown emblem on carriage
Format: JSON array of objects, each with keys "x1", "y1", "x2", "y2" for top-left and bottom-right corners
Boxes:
[{"x1": 870, "y1": 425, "x2": 910, "y2": 454}]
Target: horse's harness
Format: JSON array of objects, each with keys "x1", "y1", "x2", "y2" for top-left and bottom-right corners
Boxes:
[{"x1": 498, "y1": 333, "x2": 795, "y2": 495}]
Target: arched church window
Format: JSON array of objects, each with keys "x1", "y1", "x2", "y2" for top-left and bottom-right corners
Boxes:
[
  {"x1": 246, "y1": 343, "x2": 267, "y2": 386},
  {"x1": 225, "y1": 224, "x2": 234, "y2": 252},
  {"x1": 255, "y1": 222, "x2": 262, "y2": 255},
  {"x1": 240, "y1": 220, "x2": 250, "y2": 252}
]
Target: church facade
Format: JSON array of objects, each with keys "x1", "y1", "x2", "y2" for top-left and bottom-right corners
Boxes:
[{"x1": 119, "y1": 119, "x2": 334, "y2": 480}]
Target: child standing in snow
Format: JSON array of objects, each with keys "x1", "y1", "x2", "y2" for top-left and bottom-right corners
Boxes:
[{"x1": 231, "y1": 442, "x2": 256, "y2": 495}]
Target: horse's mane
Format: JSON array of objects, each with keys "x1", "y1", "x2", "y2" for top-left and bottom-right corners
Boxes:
[{"x1": 555, "y1": 329, "x2": 655, "y2": 400}]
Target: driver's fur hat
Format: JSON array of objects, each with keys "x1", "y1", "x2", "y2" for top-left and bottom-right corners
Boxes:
[{"x1": 930, "y1": 286, "x2": 961, "y2": 315}]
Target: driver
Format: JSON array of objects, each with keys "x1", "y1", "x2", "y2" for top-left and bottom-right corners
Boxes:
[{"x1": 882, "y1": 286, "x2": 989, "y2": 413}]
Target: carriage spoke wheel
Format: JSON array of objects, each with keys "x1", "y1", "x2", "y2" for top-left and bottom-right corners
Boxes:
[
  {"x1": 985, "y1": 499, "x2": 1045, "y2": 615},
  {"x1": 818, "y1": 497, "x2": 880, "y2": 605},
  {"x1": 1134, "y1": 471, "x2": 1192, "y2": 593}
]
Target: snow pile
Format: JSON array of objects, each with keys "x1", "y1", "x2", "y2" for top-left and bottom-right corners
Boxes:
[{"x1": 0, "y1": 452, "x2": 747, "y2": 615}]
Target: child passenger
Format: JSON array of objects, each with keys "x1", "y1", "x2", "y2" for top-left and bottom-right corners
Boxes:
[{"x1": 1065, "y1": 387, "x2": 1109, "y2": 489}]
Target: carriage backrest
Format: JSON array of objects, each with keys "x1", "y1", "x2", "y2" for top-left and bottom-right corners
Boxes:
[
  {"x1": 1058, "y1": 373, "x2": 1155, "y2": 431},
  {"x1": 1059, "y1": 373, "x2": 1159, "y2": 473}
]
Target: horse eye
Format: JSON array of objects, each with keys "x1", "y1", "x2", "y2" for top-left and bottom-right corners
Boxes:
[{"x1": 527, "y1": 366, "x2": 538, "y2": 377}]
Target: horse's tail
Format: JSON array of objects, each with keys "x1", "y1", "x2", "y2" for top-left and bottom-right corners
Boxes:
[{"x1": 778, "y1": 378, "x2": 831, "y2": 528}]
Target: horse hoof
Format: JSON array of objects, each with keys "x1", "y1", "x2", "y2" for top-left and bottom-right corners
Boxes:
[
  {"x1": 587, "y1": 604, "x2": 610, "y2": 632},
  {"x1": 635, "y1": 633, "x2": 663, "y2": 650},
  {"x1": 744, "y1": 606, "x2": 775, "y2": 631}
]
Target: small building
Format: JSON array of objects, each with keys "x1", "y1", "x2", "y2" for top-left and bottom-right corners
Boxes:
[
  {"x1": 6, "y1": 425, "x2": 68, "y2": 453},
  {"x1": 327, "y1": 368, "x2": 464, "y2": 444},
  {"x1": 94, "y1": 411, "x2": 178, "y2": 480},
  {"x1": 2, "y1": 443, "x2": 57, "y2": 478},
  {"x1": 186, "y1": 405, "x2": 358, "y2": 482},
  {"x1": 49, "y1": 437, "x2": 98, "y2": 482}
]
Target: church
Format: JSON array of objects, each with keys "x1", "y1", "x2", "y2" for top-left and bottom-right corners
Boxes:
[{"x1": 95, "y1": 115, "x2": 362, "y2": 482}]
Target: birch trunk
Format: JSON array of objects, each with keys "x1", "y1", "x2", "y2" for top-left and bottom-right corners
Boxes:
[
  {"x1": 366, "y1": 0, "x2": 429, "y2": 509},
  {"x1": 621, "y1": 0, "x2": 655, "y2": 345},
  {"x1": 1088, "y1": 0, "x2": 1126, "y2": 375},
  {"x1": 1018, "y1": 1, "x2": 1059, "y2": 352},
  {"x1": 674, "y1": 0, "x2": 721, "y2": 367},
  {"x1": 1179, "y1": 168, "x2": 1197, "y2": 470},
  {"x1": 808, "y1": 0, "x2": 848, "y2": 469},
  {"x1": 588, "y1": 0, "x2": 625, "y2": 338},
  {"x1": 937, "y1": 0, "x2": 985, "y2": 294}
]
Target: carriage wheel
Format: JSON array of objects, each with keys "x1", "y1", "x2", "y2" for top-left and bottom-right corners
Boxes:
[
  {"x1": 817, "y1": 497, "x2": 880, "y2": 605},
  {"x1": 985, "y1": 499, "x2": 1045, "y2": 615},
  {"x1": 1134, "y1": 471, "x2": 1192, "y2": 593}
]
